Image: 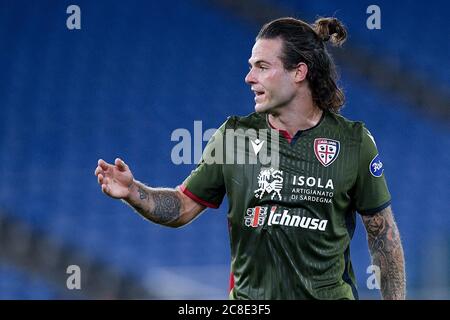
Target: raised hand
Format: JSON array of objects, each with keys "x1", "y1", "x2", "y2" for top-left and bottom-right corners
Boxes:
[{"x1": 95, "y1": 158, "x2": 134, "y2": 199}]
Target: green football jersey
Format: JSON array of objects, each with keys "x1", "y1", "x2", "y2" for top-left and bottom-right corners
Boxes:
[{"x1": 181, "y1": 111, "x2": 391, "y2": 300}]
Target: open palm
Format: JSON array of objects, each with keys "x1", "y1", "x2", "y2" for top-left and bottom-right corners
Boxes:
[{"x1": 95, "y1": 158, "x2": 134, "y2": 199}]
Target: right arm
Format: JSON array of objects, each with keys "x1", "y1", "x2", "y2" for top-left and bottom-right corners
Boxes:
[
  {"x1": 95, "y1": 158, "x2": 206, "y2": 228},
  {"x1": 125, "y1": 180, "x2": 206, "y2": 227}
]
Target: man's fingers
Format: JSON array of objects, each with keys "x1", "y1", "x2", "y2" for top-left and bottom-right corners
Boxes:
[
  {"x1": 101, "y1": 184, "x2": 109, "y2": 194},
  {"x1": 115, "y1": 158, "x2": 127, "y2": 171},
  {"x1": 95, "y1": 166, "x2": 103, "y2": 176},
  {"x1": 98, "y1": 159, "x2": 110, "y2": 171},
  {"x1": 98, "y1": 175, "x2": 110, "y2": 186},
  {"x1": 97, "y1": 158, "x2": 128, "y2": 173}
]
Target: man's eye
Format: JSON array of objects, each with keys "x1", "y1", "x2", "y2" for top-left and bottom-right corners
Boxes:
[{"x1": 259, "y1": 66, "x2": 267, "y2": 70}]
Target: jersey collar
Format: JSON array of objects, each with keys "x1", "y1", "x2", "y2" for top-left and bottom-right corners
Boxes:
[{"x1": 265, "y1": 111, "x2": 326, "y2": 145}]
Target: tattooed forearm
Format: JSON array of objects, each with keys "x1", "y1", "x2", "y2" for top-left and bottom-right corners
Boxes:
[
  {"x1": 125, "y1": 182, "x2": 181, "y2": 226},
  {"x1": 138, "y1": 186, "x2": 149, "y2": 200},
  {"x1": 150, "y1": 190, "x2": 182, "y2": 223},
  {"x1": 362, "y1": 206, "x2": 406, "y2": 300}
]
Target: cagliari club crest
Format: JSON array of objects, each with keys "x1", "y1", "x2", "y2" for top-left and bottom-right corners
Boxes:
[{"x1": 314, "y1": 138, "x2": 340, "y2": 167}]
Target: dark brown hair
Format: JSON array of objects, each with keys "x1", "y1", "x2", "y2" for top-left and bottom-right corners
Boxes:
[{"x1": 256, "y1": 17, "x2": 347, "y2": 112}]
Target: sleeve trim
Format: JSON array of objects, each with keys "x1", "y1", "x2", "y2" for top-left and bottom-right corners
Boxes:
[
  {"x1": 358, "y1": 200, "x2": 391, "y2": 216},
  {"x1": 179, "y1": 185, "x2": 220, "y2": 209}
]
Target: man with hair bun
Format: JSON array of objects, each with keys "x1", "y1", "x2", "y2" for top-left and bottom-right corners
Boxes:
[{"x1": 95, "y1": 17, "x2": 405, "y2": 300}]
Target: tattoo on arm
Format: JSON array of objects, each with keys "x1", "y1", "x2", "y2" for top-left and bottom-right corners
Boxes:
[
  {"x1": 129, "y1": 185, "x2": 181, "y2": 225},
  {"x1": 138, "y1": 186, "x2": 149, "y2": 200},
  {"x1": 150, "y1": 190, "x2": 182, "y2": 224},
  {"x1": 362, "y1": 206, "x2": 406, "y2": 300}
]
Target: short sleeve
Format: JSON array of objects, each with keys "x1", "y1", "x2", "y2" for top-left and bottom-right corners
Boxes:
[
  {"x1": 354, "y1": 126, "x2": 391, "y2": 215},
  {"x1": 180, "y1": 122, "x2": 227, "y2": 208}
]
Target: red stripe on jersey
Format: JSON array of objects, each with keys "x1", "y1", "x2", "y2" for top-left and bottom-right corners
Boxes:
[
  {"x1": 229, "y1": 271, "x2": 235, "y2": 293},
  {"x1": 179, "y1": 185, "x2": 220, "y2": 209},
  {"x1": 267, "y1": 117, "x2": 293, "y2": 144}
]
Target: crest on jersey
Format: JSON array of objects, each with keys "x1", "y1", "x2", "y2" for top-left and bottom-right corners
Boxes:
[
  {"x1": 314, "y1": 138, "x2": 340, "y2": 167},
  {"x1": 244, "y1": 206, "x2": 268, "y2": 228}
]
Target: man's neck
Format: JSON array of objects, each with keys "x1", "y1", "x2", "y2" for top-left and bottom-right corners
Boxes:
[{"x1": 268, "y1": 103, "x2": 323, "y2": 137}]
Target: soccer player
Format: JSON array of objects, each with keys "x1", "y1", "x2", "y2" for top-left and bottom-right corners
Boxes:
[{"x1": 95, "y1": 17, "x2": 405, "y2": 299}]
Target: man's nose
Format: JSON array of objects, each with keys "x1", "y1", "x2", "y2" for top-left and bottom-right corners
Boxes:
[{"x1": 245, "y1": 69, "x2": 256, "y2": 85}]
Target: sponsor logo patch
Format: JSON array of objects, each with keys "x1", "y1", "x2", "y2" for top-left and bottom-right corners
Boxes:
[
  {"x1": 370, "y1": 154, "x2": 384, "y2": 177},
  {"x1": 314, "y1": 138, "x2": 340, "y2": 167},
  {"x1": 254, "y1": 168, "x2": 283, "y2": 200},
  {"x1": 244, "y1": 206, "x2": 328, "y2": 231},
  {"x1": 250, "y1": 139, "x2": 265, "y2": 156}
]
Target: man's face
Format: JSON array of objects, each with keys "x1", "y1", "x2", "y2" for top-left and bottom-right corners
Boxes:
[{"x1": 245, "y1": 38, "x2": 298, "y2": 113}]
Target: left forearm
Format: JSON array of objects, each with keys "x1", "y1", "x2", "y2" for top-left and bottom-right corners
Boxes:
[{"x1": 362, "y1": 208, "x2": 406, "y2": 300}]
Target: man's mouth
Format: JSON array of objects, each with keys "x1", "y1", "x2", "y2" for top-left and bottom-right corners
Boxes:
[
  {"x1": 253, "y1": 90, "x2": 265, "y2": 96},
  {"x1": 253, "y1": 90, "x2": 265, "y2": 102}
]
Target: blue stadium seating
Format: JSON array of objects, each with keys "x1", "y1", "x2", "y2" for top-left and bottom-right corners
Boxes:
[
  {"x1": 0, "y1": 263, "x2": 62, "y2": 299},
  {"x1": 270, "y1": 0, "x2": 450, "y2": 87}
]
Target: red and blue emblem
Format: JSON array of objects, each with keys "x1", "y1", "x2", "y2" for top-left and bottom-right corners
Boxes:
[{"x1": 314, "y1": 138, "x2": 340, "y2": 167}]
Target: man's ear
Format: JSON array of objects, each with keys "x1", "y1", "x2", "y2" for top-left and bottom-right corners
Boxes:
[{"x1": 294, "y1": 63, "x2": 308, "y2": 82}]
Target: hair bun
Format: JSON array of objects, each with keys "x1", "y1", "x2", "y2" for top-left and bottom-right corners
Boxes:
[{"x1": 313, "y1": 17, "x2": 347, "y2": 47}]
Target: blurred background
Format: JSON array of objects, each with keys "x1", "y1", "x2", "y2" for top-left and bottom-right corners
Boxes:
[{"x1": 0, "y1": 0, "x2": 448, "y2": 299}]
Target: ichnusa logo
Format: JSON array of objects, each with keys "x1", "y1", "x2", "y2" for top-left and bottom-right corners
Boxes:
[
  {"x1": 314, "y1": 138, "x2": 340, "y2": 167},
  {"x1": 244, "y1": 206, "x2": 328, "y2": 231}
]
